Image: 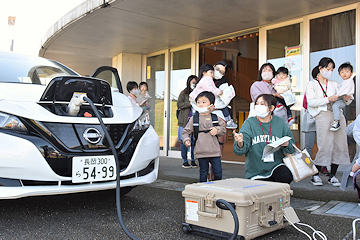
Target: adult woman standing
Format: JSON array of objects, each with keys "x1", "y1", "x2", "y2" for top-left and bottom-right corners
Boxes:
[
  {"x1": 212, "y1": 60, "x2": 234, "y2": 150},
  {"x1": 233, "y1": 94, "x2": 295, "y2": 183},
  {"x1": 177, "y1": 75, "x2": 198, "y2": 168},
  {"x1": 250, "y1": 63, "x2": 288, "y2": 123},
  {"x1": 306, "y1": 57, "x2": 351, "y2": 186}
]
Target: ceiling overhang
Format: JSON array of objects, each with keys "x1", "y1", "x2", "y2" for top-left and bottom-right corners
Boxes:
[{"x1": 39, "y1": 0, "x2": 359, "y2": 75}]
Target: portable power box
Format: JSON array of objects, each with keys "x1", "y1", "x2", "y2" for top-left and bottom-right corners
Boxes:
[{"x1": 182, "y1": 178, "x2": 297, "y2": 240}]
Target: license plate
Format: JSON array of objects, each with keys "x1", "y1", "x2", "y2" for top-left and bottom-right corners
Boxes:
[{"x1": 72, "y1": 155, "x2": 116, "y2": 183}]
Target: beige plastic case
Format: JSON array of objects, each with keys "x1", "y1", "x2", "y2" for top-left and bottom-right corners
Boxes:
[{"x1": 182, "y1": 178, "x2": 295, "y2": 240}]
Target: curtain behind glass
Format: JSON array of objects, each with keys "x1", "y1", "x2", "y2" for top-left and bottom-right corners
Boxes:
[{"x1": 331, "y1": 10, "x2": 355, "y2": 49}]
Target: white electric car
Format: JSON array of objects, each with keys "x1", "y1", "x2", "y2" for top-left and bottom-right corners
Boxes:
[{"x1": 0, "y1": 51, "x2": 159, "y2": 199}]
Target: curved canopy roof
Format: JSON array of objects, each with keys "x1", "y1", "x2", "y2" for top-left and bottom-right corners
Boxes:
[{"x1": 39, "y1": 0, "x2": 358, "y2": 75}]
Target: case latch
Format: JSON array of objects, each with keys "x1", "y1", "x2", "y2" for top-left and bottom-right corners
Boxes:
[{"x1": 205, "y1": 193, "x2": 215, "y2": 208}]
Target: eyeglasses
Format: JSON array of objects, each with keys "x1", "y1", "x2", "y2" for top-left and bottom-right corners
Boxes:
[{"x1": 214, "y1": 67, "x2": 225, "y2": 75}]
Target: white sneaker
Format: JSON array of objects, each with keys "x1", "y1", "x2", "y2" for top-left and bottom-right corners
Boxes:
[
  {"x1": 226, "y1": 119, "x2": 238, "y2": 129},
  {"x1": 328, "y1": 176, "x2": 341, "y2": 187},
  {"x1": 311, "y1": 175, "x2": 323, "y2": 186}
]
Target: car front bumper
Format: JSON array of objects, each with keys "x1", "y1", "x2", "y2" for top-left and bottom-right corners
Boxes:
[{"x1": 0, "y1": 125, "x2": 159, "y2": 199}]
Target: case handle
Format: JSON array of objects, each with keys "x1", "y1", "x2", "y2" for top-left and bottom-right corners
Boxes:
[{"x1": 197, "y1": 211, "x2": 217, "y2": 218}]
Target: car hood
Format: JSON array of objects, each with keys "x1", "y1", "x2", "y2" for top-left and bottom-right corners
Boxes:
[
  {"x1": 0, "y1": 83, "x2": 141, "y2": 124},
  {"x1": 0, "y1": 83, "x2": 46, "y2": 102}
]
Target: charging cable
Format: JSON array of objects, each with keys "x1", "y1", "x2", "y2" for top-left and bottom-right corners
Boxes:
[
  {"x1": 216, "y1": 199, "x2": 239, "y2": 240},
  {"x1": 284, "y1": 215, "x2": 327, "y2": 240},
  {"x1": 84, "y1": 96, "x2": 138, "y2": 240},
  {"x1": 352, "y1": 218, "x2": 360, "y2": 240}
]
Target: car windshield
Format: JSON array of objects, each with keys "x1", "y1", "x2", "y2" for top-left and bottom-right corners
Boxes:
[{"x1": 0, "y1": 52, "x2": 78, "y2": 85}]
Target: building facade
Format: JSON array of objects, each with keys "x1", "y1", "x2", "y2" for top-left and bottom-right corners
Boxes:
[{"x1": 40, "y1": 1, "x2": 360, "y2": 159}]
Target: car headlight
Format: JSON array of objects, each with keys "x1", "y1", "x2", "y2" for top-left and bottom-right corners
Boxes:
[
  {"x1": 0, "y1": 112, "x2": 28, "y2": 132},
  {"x1": 132, "y1": 111, "x2": 150, "y2": 131}
]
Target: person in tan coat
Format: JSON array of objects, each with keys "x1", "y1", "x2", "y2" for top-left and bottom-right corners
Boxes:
[{"x1": 182, "y1": 91, "x2": 226, "y2": 182}]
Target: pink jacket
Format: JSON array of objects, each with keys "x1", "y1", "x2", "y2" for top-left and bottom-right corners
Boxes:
[{"x1": 190, "y1": 76, "x2": 221, "y2": 100}]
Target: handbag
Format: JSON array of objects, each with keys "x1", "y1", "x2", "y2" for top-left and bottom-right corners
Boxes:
[{"x1": 283, "y1": 144, "x2": 318, "y2": 182}]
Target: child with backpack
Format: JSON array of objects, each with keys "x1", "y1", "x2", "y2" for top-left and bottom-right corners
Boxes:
[{"x1": 182, "y1": 91, "x2": 226, "y2": 182}]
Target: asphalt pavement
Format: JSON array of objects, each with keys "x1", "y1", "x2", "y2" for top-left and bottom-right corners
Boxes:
[{"x1": 0, "y1": 156, "x2": 359, "y2": 240}]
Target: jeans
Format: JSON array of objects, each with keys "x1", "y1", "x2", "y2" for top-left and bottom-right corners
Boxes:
[
  {"x1": 276, "y1": 97, "x2": 292, "y2": 118},
  {"x1": 332, "y1": 99, "x2": 346, "y2": 121},
  {"x1": 181, "y1": 135, "x2": 194, "y2": 163},
  {"x1": 220, "y1": 107, "x2": 231, "y2": 121},
  {"x1": 198, "y1": 156, "x2": 222, "y2": 182}
]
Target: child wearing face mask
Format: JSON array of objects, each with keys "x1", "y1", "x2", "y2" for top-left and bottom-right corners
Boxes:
[
  {"x1": 126, "y1": 81, "x2": 139, "y2": 106},
  {"x1": 137, "y1": 82, "x2": 152, "y2": 110},
  {"x1": 271, "y1": 67, "x2": 295, "y2": 126},
  {"x1": 182, "y1": 91, "x2": 226, "y2": 182},
  {"x1": 190, "y1": 63, "x2": 237, "y2": 129},
  {"x1": 330, "y1": 62, "x2": 355, "y2": 131}
]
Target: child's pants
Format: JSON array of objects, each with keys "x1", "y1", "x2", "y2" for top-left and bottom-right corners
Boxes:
[
  {"x1": 198, "y1": 157, "x2": 222, "y2": 182},
  {"x1": 276, "y1": 97, "x2": 292, "y2": 118},
  {"x1": 332, "y1": 99, "x2": 346, "y2": 121},
  {"x1": 220, "y1": 107, "x2": 231, "y2": 121}
]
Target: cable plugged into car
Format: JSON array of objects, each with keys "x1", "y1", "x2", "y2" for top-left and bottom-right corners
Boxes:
[
  {"x1": 83, "y1": 96, "x2": 138, "y2": 240},
  {"x1": 67, "y1": 92, "x2": 87, "y2": 116}
]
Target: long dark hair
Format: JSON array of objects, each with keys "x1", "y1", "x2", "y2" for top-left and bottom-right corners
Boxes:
[
  {"x1": 184, "y1": 75, "x2": 197, "y2": 94},
  {"x1": 311, "y1": 57, "x2": 335, "y2": 79},
  {"x1": 198, "y1": 63, "x2": 214, "y2": 82},
  {"x1": 257, "y1": 63, "x2": 276, "y2": 80}
]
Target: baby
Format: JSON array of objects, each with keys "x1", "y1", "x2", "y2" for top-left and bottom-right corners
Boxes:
[
  {"x1": 271, "y1": 67, "x2": 294, "y2": 126},
  {"x1": 330, "y1": 62, "x2": 355, "y2": 131},
  {"x1": 137, "y1": 81, "x2": 152, "y2": 110}
]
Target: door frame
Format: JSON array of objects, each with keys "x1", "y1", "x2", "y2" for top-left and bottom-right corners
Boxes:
[
  {"x1": 259, "y1": 3, "x2": 359, "y2": 149},
  {"x1": 143, "y1": 43, "x2": 197, "y2": 157},
  {"x1": 167, "y1": 43, "x2": 197, "y2": 158},
  {"x1": 142, "y1": 50, "x2": 169, "y2": 156}
]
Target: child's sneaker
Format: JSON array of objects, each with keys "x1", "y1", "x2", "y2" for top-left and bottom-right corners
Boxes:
[
  {"x1": 330, "y1": 120, "x2": 340, "y2": 131},
  {"x1": 311, "y1": 175, "x2": 323, "y2": 186},
  {"x1": 328, "y1": 176, "x2": 341, "y2": 187},
  {"x1": 288, "y1": 117, "x2": 295, "y2": 126},
  {"x1": 226, "y1": 119, "x2": 238, "y2": 129},
  {"x1": 182, "y1": 162, "x2": 191, "y2": 168},
  {"x1": 190, "y1": 161, "x2": 197, "y2": 168}
]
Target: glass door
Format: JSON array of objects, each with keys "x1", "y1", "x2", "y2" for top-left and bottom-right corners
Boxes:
[
  {"x1": 169, "y1": 48, "x2": 192, "y2": 152},
  {"x1": 146, "y1": 54, "x2": 166, "y2": 150},
  {"x1": 266, "y1": 22, "x2": 302, "y2": 146},
  {"x1": 309, "y1": 9, "x2": 356, "y2": 159}
]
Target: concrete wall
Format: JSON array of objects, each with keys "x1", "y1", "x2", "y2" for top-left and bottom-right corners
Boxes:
[{"x1": 112, "y1": 53, "x2": 142, "y2": 95}]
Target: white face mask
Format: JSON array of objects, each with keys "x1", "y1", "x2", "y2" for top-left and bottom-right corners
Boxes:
[
  {"x1": 254, "y1": 105, "x2": 270, "y2": 118},
  {"x1": 190, "y1": 83, "x2": 196, "y2": 89},
  {"x1": 131, "y1": 89, "x2": 139, "y2": 96},
  {"x1": 194, "y1": 104, "x2": 213, "y2": 114},
  {"x1": 261, "y1": 72, "x2": 273, "y2": 81},
  {"x1": 214, "y1": 70, "x2": 223, "y2": 80},
  {"x1": 320, "y1": 69, "x2": 332, "y2": 79}
]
